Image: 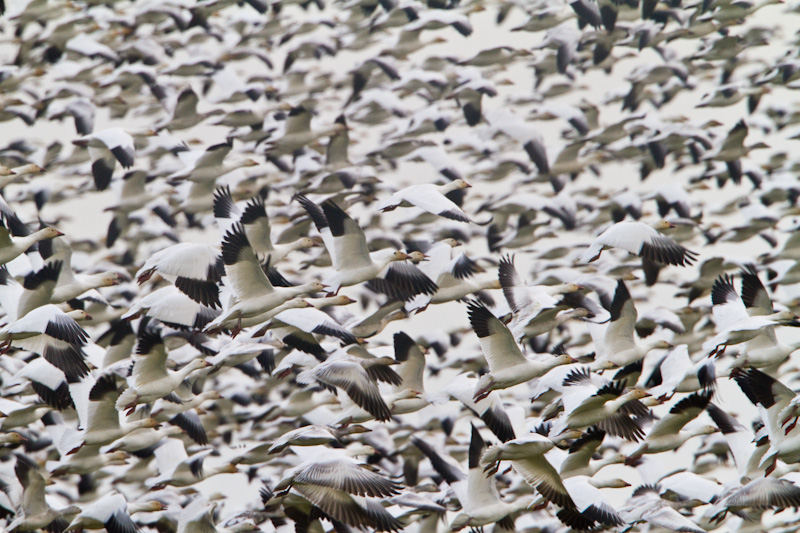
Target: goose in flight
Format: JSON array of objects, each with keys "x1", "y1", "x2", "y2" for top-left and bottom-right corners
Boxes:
[
  {"x1": 297, "y1": 195, "x2": 434, "y2": 298},
  {"x1": 579, "y1": 220, "x2": 698, "y2": 266},
  {"x1": 376, "y1": 179, "x2": 473, "y2": 222}
]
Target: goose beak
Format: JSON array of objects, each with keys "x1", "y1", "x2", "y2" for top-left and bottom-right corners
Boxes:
[{"x1": 55, "y1": 230, "x2": 66, "y2": 236}]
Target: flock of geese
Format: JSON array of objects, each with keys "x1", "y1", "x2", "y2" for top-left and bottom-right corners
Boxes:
[{"x1": 1, "y1": 0, "x2": 800, "y2": 531}]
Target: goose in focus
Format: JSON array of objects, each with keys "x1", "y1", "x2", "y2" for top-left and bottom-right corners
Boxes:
[
  {"x1": 115, "y1": 329, "x2": 210, "y2": 414},
  {"x1": 555, "y1": 476, "x2": 628, "y2": 530},
  {"x1": 579, "y1": 220, "x2": 698, "y2": 266},
  {"x1": 136, "y1": 242, "x2": 222, "y2": 309},
  {"x1": 480, "y1": 431, "x2": 577, "y2": 509},
  {"x1": 467, "y1": 299, "x2": 574, "y2": 401},
  {"x1": 0, "y1": 262, "x2": 62, "y2": 322},
  {"x1": 297, "y1": 195, "x2": 432, "y2": 298},
  {"x1": 72, "y1": 128, "x2": 135, "y2": 190},
  {"x1": 202, "y1": 224, "x2": 325, "y2": 336},
  {"x1": 376, "y1": 179, "x2": 473, "y2": 222},
  {"x1": 703, "y1": 273, "x2": 800, "y2": 356}
]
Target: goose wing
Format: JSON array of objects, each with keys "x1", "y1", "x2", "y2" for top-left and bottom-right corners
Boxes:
[
  {"x1": 321, "y1": 200, "x2": 373, "y2": 271},
  {"x1": 221, "y1": 224, "x2": 274, "y2": 299}
]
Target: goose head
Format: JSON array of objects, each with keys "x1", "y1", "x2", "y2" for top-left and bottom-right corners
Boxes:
[
  {"x1": 591, "y1": 477, "x2": 631, "y2": 489},
  {"x1": 37, "y1": 227, "x2": 66, "y2": 240},
  {"x1": 67, "y1": 309, "x2": 93, "y2": 321},
  {"x1": 652, "y1": 219, "x2": 675, "y2": 230}
]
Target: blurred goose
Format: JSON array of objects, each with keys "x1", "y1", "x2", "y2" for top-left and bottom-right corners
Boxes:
[
  {"x1": 620, "y1": 485, "x2": 704, "y2": 533},
  {"x1": 376, "y1": 179, "x2": 473, "y2": 222},
  {"x1": 147, "y1": 438, "x2": 238, "y2": 489},
  {"x1": 8, "y1": 454, "x2": 80, "y2": 533},
  {"x1": 72, "y1": 128, "x2": 136, "y2": 190},
  {"x1": 64, "y1": 491, "x2": 166, "y2": 532},
  {"x1": 0, "y1": 305, "x2": 91, "y2": 379},
  {"x1": 0, "y1": 222, "x2": 63, "y2": 266},
  {"x1": 579, "y1": 220, "x2": 698, "y2": 266}
]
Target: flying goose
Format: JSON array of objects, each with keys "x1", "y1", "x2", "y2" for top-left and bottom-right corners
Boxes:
[
  {"x1": 64, "y1": 491, "x2": 166, "y2": 532},
  {"x1": 115, "y1": 329, "x2": 210, "y2": 414},
  {"x1": 0, "y1": 219, "x2": 63, "y2": 267},
  {"x1": 0, "y1": 305, "x2": 91, "y2": 379},
  {"x1": 296, "y1": 351, "x2": 400, "y2": 422},
  {"x1": 579, "y1": 220, "x2": 698, "y2": 266},
  {"x1": 72, "y1": 127, "x2": 135, "y2": 190},
  {"x1": 202, "y1": 224, "x2": 325, "y2": 336},
  {"x1": 8, "y1": 454, "x2": 81, "y2": 533},
  {"x1": 467, "y1": 300, "x2": 574, "y2": 401},
  {"x1": 273, "y1": 452, "x2": 403, "y2": 531},
  {"x1": 297, "y1": 195, "x2": 433, "y2": 298},
  {"x1": 376, "y1": 179, "x2": 473, "y2": 222},
  {"x1": 136, "y1": 242, "x2": 223, "y2": 309}
]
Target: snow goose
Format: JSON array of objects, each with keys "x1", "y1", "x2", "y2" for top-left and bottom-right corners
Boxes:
[
  {"x1": 498, "y1": 255, "x2": 588, "y2": 339},
  {"x1": 115, "y1": 329, "x2": 210, "y2": 414},
  {"x1": 643, "y1": 345, "x2": 716, "y2": 399},
  {"x1": 203, "y1": 224, "x2": 325, "y2": 335},
  {"x1": 64, "y1": 491, "x2": 166, "y2": 532},
  {"x1": 376, "y1": 179, "x2": 473, "y2": 222},
  {"x1": 626, "y1": 391, "x2": 716, "y2": 462},
  {"x1": 0, "y1": 220, "x2": 63, "y2": 267},
  {"x1": 620, "y1": 485, "x2": 704, "y2": 533},
  {"x1": 72, "y1": 127, "x2": 135, "y2": 190},
  {"x1": 273, "y1": 451, "x2": 402, "y2": 531},
  {"x1": 39, "y1": 239, "x2": 121, "y2": 303},
  {"x1": 442, "y1": 373, "x2": 516, "y2": 443},
  {"x1": 296, "y1": 351, "x2": 400, "y2": 422},
  {"x1": 263, "y1": 105, "x2": 346, "y2": 157},
  {"x1": 0, "y1": 261, "x2": 61, "y2": 322},
  {"x1": 0, "y1": 398, "x2": 51, "y2": 430},
  {"x1": 0, "y1": 305, "x2": 91, "y2": 379},
  {"x1": 414, "y1": 425, "x2": 536, "y2": 531},
  {"x1": 579, "y1": 220, "x2": 698, "y2": 266},
  {"x1": 297, "y1": 195, "x2": 432, "y2": 298},
  {"x1": 147, "y1": 437, "x2": 238, "y2": 489},
  {"x1": 408, "y1": 251, "x2": 499, "y2": 312},
  {"x1": 267, "y1": 424, "x2": 370, "y2": 454},
  {"x1": 213, "y1": 186, "x2": 315, "y2": 266},
  {"x1": 550, "y1": 368, "x2": 652, "y2": 441},
  {"x1": 136, "y1": 242, "x2": 223, "y2": 309},
  {"x1": 8, "y1": 454, "x2": 81, "y2": 533},
  {"x1": 705, "y1": 403, "x2": 765, "y2": 480},
  {"x1": 255, "y1": 304, "x2": 358, "y2": 359},
  {"x1": 703, "y1": 273, "x2": 800, "y2": 356},
  {"x1": 595, "y1": 279, "x2": 672, "y2": 367},
  {"x1": 467, "y1": 300, "x2": 574, "y2": 401},
  {"x1": 480, "y1": 431, "x2": 577, "y2": 509},
  {"x1": 558, "y1": 427, "x2": 626, "y2": 478},
  {"x1": 731, "y1": 367, "x2": 800, "y2": 473},
  {"x1": 555, "y1": 476, "x2": 628, "y2": 530},
  {"x1": 708, "y1": 475, "x2": 800, "y2": 524},
  {"x1": 122, "y1": 285, "x2": 220, "y2": 331},
  {"x1": 60, "y1": 375, "x2": 159, "y2": 454}
]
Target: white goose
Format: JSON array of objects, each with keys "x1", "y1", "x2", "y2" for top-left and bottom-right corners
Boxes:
[
  {"x1": 203, "y1": 224, "x2": 325, "y2": 335},
  {"x1": 8, "y1": 454, "x2": 80, "y2": 533},
  {"x1": 467, "y1": 300, "x2": 574, "y2": 401},
  {"x1": 115, "y1": 329, "x2": 210, "y2": 414},
  {"x1": 72, "y1": 127, "x2": 135, "y2": 190},
  {"x1": 376, "y1": 179, "x2": 473, "y2": 222},
  {"x1": 579, "y1": 220, "x2": 698, "y2": 266},
  {"x1": 213, "y1": 186, "x2": 316, "y2": 266},
  {"x1": 414, "y1": 425, "x2": 536, "y2": 531},
  {"x1": 0, "y1": 221, "x2": 63, "y2": 266},
  {"x1": 136, "y1": 242, "x2": 222, "y2": 309},
  {"x1": 0, "y1": 305, "x2": 91, "y2": 379},
  {"x1": 297, "y1": 195, "x2": 432, "y2": 298},
  {"x1": 64, "y1": 491, "x2": 166, "y2": 532}
]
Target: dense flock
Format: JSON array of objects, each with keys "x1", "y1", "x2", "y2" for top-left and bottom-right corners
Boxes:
[{"x1": 1, "y1": 0, "x2": 800, "y2": 531}]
